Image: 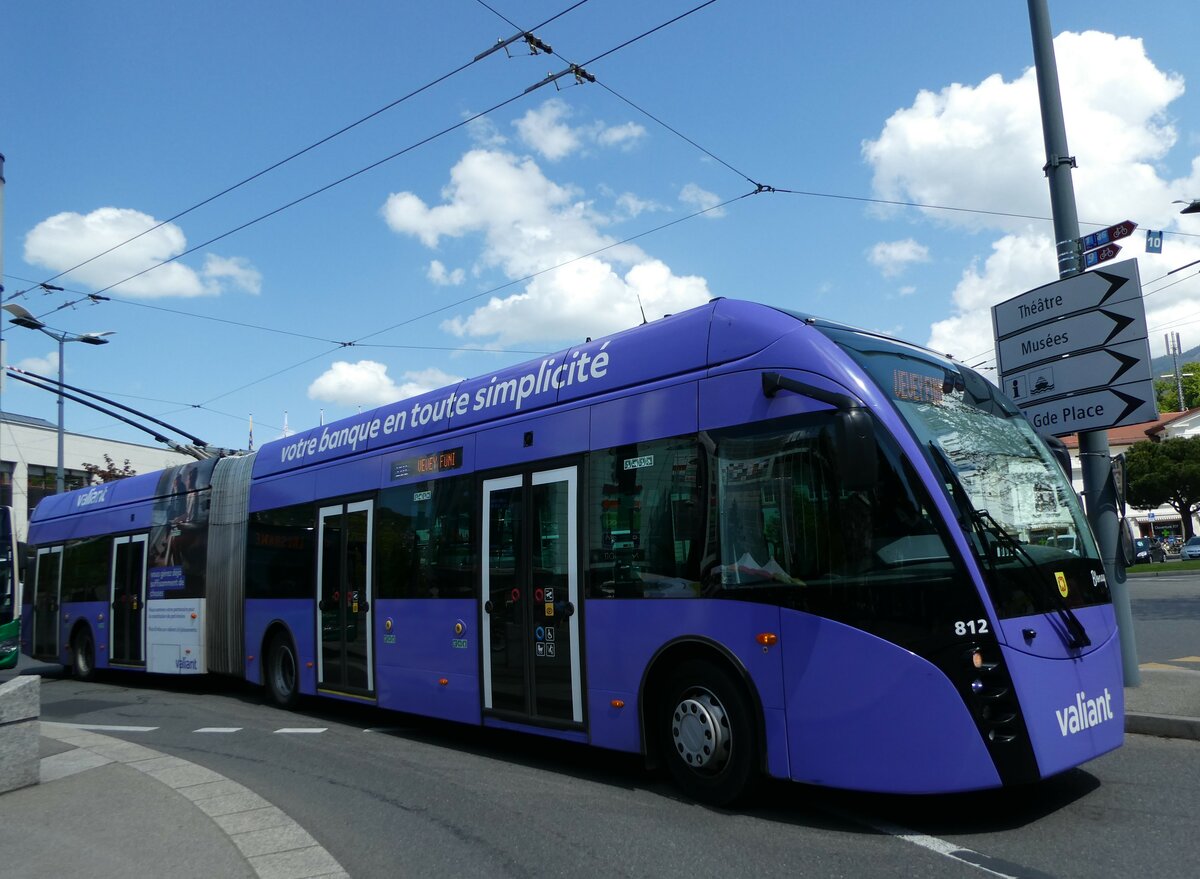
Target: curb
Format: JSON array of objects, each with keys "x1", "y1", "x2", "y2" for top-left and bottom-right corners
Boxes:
[
  {"x1": 1125, "y1": 711, "x2": 1200, "y2": 741},
  {"x1": 40, "y1": 723, "x2": 349, "y2": 879}
]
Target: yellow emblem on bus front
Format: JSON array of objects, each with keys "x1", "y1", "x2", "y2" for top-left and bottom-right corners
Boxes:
[{"x1": 1055, "y1": 571, "x2": 1069, "y2": 598}]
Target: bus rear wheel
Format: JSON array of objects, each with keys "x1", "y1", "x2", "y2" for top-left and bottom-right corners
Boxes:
[
  {"x1": 71, "y1": 626, "x2": 96, "y2": 682},
  {"x1": 265, "y1": 633, "x2": 299, "y2": 709},
  {"x1": 661, "y1": 660, "x2": 757, "y2": 806}
]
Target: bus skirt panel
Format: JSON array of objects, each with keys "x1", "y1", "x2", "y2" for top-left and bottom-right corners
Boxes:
[{"x1": 780, "y1": 608, "x2": 1001, "y2": 793}]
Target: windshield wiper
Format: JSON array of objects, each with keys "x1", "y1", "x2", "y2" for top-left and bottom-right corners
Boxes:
[{"x1": 928, "y1": 442, "x2": 1091, "y2": 649}]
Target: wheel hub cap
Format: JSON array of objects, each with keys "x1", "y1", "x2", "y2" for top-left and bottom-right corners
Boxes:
[{"x1": 672, "y1": 691, "x2": 730, "y2": 771}]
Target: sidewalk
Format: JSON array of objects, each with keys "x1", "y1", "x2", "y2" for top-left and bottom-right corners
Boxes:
[{"x1": 0, "y1": 667, "x2": 348, "y2": 879}]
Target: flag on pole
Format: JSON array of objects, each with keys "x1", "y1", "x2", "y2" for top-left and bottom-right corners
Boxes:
[{"x1": 248, "y1": 414, "x2": 254, "y2": 451}]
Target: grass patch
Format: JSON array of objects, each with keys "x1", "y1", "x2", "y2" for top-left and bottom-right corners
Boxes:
[{"x1": 1126, "y1": 558, "x2": 1200, "y2": 575}]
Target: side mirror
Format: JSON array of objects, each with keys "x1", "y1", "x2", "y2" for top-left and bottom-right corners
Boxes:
[
  {"x1": 1110, "y1": 453, "x2": 1128, "y2": 516},
  {"x1": 1038, "y1": 432, "x2": 1073, "y2": 483},
  {"x1": 1119, "y1": 517, "x2": 1135, "y2": 567},
  {"x1": 834, "y1": 408, "x2": 878, "y2": 491}
]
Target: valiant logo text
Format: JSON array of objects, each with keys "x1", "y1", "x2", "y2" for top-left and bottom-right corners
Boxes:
[
  {"x1": 75, "y1": 485, "x2": 110, "y2": 508},
  {"x1": 1055, "y1": 689, "x2": 1115, "y2": 736},
  {"x1": 176, "y1": 657, "x2": 199, "y2": 671}
]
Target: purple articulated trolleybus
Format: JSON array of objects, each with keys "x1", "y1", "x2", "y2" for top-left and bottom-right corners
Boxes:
[{"x1": 22, "y1": 298, "x2": 1122, "y2": 804}]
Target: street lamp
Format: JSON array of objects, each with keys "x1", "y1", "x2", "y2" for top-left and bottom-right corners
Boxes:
[
  {"x1": 1174, "y1": 199, "x2": 1200, "y2": 215},
  {"x1": 2, "y1": 303, "x2": 113, "y2": 493}
]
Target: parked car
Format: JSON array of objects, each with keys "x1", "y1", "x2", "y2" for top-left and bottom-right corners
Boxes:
[
  {"x1": 1184, "y1": 537, "x2": 1200, "y2": 560},
  {"x1": 1132, "y1": 538, "x2": 1166, "y2": 564}
]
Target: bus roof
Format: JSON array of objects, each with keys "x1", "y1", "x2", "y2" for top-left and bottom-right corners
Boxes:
[{"x1": 252, "y1": 298, "x2": 803, "y2": 479}]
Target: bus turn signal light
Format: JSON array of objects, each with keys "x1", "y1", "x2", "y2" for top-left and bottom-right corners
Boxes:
[
  {"x1": 971, "y1": 650, "x2": 983, "y2": 669},
  {"x1": 611, "y1": 699, "x2": 625, "y2": 709},
  {"x1": 439, "y1": 678, "x2": 449, "y2": 686},
  {"x1": 756, "y1": 633, "x2": 778, "y2": 646}
]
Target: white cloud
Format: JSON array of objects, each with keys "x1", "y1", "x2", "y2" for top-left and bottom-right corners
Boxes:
[
  {"x1": 307, "y1": 361, "x2": 463, "y2": 408},
  {"x1": 14, "y1": 350, "x2": 59, "y2": 377},
  {"x1": 679, "y1": 183, "x2": 724, "y2": 218},
  {"x1": 868, "y1": 239, "x2": 930, "y2": 277},
  {"x1": 595, "y1": 121, "x2": 647, "y2": 150},
  {"x1": 614, "y1": 192, "x2": 665, "y2": 220},
  {"x1": 864, "y1": 30, "x2": 1200, "y2": 358},
  {"x1": 203, "y1": 255, "x2": 262, "y2": 294},
  {"x1": 467, "y1": 115, "x2": 507, "y2": 149},
  {"x1": 23, "y1": 207, "x2": 260, "y2": 298},
  {"x1": 427, "y1": 259, "x2": 465, "y2": 286},
  {"x1": 382, "y1": 149, "x2": 711, "y2": 345},
  {"x1": 513, "y1": 99, "x2": 648, "y2": 161},
  {"x1": 514, "y1": 99, "x2": 580, "y2": 161},
  {"x1": 898, "y1": 285, "x2": 917, "y2": 297},
  {"x1": 927, "y1": 231, "x2": 1057, "y2": 362}
]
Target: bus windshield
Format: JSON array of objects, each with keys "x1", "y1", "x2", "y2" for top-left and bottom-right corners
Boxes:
[{"x1": 818, "y1": 325, "x2": 1109, "y2": 621}]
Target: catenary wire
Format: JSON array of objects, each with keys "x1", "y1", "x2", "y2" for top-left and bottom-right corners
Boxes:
[{"x1": 17, "y1": 0, "x2": 595, "y2": 297}]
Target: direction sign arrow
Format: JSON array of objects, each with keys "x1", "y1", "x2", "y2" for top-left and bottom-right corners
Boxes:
[
  {"x1": 1084, "y1": 243, "x2": 1121, "y2": 269},
  {"x1": 1001, "y1": 339, "x2": 1152, "y2": 407},
  {"x1": 991, "y1": 258, "x2": 1140, "y2": 341},
  {"x1": 1081, "y1": 219, "x2": 1137, "y2": 252},
  {"x1": 1021, "y1": 379, "x2": 1158, "y2": 438},
  {"x1": 996, "y1": 296, "x2": 1148, "y2": 374}
]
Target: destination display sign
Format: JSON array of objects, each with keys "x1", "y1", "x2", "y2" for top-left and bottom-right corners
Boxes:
[
  {"x1": 1019, "y1": 379, "x2": 1158, "y2": 438},
  {"x1": 991, "y1": 259, "x2": 1139, "y2": 342},
  {"x1": 995, "y1": 296, "x2": 1148, "y2": 374}
]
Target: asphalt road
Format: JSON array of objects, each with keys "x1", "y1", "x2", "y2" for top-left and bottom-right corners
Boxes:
[
  {"x1": 10, "y1": 570, "x2": 1199, "y2": 878},
  {"x1": 1126, "y1": 563, "x2": 1200, "y2": 666},
  {"x1": 25, "y1": 670, "x2": 1200, "y2": 879}
]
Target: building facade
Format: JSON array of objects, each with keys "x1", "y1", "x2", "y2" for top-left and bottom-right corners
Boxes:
[
  {"x1": 1060, "y1": 409, "x2": 1199, "y2": 541},
  {"x1": 0, "y1": 412, "x2": 192, "y2": 541}
]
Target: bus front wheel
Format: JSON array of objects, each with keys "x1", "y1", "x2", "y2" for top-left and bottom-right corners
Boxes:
[
  {"x1": 71, "y1": 626, "x2": 96, "y2": 682},
  {"x1": 661, "y1": 660, "x2": 757, "y2": 806},
  {"x1": 265, "y1": 633, "x2": 299, "y2": 709}
]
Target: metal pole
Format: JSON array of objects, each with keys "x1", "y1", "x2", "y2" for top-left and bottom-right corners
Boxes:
[
  {"x1": 1028, "y1": 0, "x2": 1139, "y2": 685},
  {"x1": 56, "y1": 334, "x2": 65, "y2": 493}
]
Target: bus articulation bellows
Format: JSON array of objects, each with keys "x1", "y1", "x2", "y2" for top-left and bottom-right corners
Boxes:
[{"x1": 21, "y1": 298, "x2": 1123, "y2": 804}]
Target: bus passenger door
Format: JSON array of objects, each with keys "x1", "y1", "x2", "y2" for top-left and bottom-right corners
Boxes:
[
  {"x1": 110, "y1": 535, "x2": 148, "y2": 665},
  {"x1": 317, "y1": 500, "x2": 375, "y2": 697},
  {"x1": 482, "y1": 466, "x2": 583, "y2": 726},
  {"x1": 32, "y1": 546, "x2": 63, "y2": 659}
]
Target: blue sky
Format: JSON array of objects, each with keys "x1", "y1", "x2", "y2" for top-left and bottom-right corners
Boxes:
[{"x1": 3, "y1": 1, "x2": 1200, "y2": 454}]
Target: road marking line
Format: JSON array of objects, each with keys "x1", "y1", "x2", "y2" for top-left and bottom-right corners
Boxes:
[
  {"x1": 51, "y1": 722, "x2": 159, "y2": 732},
  {"x1": 273, "y1": 727, "x2": 327, "y2": 734},
  {"x1": 195, "y1": 727, "x2": 243, "y2": 733},
  {"x1": 866, "y1": 819, "x2": 1045, "y2": 878}
]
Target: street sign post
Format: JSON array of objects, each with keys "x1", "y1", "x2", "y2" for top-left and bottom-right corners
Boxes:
[
  {"x1": 1019, "y1": 379, "x2": 1157, "y2": 435},
  {"x1": 1083, "y1": 243, "x2": 1121, "y2": 268},
  {"x1": 995, "y1": 296, "x2": 1147, "y2": 374},
  {"x1": 991, "y1": 258, "x2": 1156, "y2": 438},
  {"x1": 1080, "y1": 220, "x2": 1136, "y2": 252},
  {"x1": 991, "y1": 259, "x2": 1138, "y2": 340},
  {"x1": 1003, "y1": 339, "x2": 1151, "y2": 404}
]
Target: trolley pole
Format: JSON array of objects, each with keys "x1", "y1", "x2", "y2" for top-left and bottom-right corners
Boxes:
[{"x1": 1027, "y1": 0, "x2": 1139, "y2": 685}]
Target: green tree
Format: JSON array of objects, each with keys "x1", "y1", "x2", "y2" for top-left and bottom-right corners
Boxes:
[
  {"x1": 82, "y1": 454, "x2": 136, "y2": 484},
  {"x1": 1154, "y1": 361, "x2": 1200, "y2": 411},
  {"x1": 1125, "y1": 437, "x2": 1200, "y2": 540}
]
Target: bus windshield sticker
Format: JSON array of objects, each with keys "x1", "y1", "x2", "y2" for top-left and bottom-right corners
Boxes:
[{"x1": 623, "y1": 455, "x2": 654, "y2": 470}]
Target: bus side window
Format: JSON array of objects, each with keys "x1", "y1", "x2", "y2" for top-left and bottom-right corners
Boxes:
[
  {"x1": 246, "y1": 505, "x2": 317, "y2": 600},
  {"x1": 377, "y1": 475, "x2": 475, "y2": 599},
  {"x1": 586, "y1": 435, "x2": 704, "y2": 600}
]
